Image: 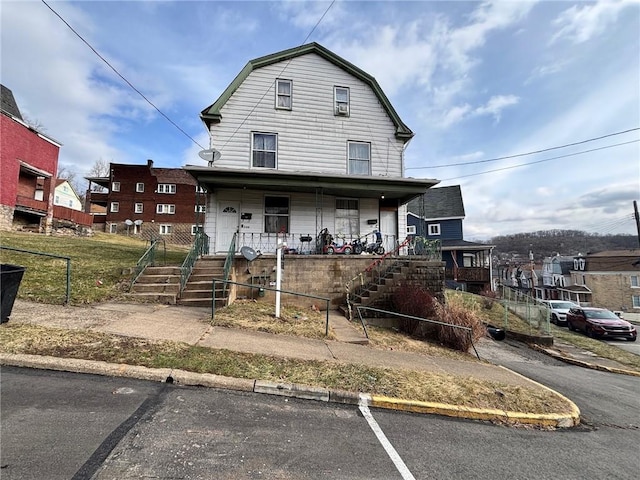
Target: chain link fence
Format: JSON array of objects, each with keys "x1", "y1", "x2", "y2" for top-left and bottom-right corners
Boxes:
[{"x1": 497, "y1": 285, "x2": 550, "y2": 335}]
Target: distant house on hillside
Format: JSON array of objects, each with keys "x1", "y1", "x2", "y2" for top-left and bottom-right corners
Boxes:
[
  {"x1": 183, "y1": 42, "x2": 437, "y2": 255},
  {"x1": 534, "y1": 254, "x2": 574, "y2": 301},
  {"x1": 53, "y1": 179, "x2": 83, "y2": 211},
  {"x1": 85, "y1": 159, "x2": 206, "y2": 244},
  {"x1": 406, "y1": 185, "x2": 494, "y2": 293},
  {"x1": 0, "y1": 84, "x2": 61, "y2": 232}
]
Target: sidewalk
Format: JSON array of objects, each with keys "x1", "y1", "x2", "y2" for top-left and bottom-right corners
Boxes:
[{"x1": 1, "y1": 300, "x2": 584, "y2": 427}]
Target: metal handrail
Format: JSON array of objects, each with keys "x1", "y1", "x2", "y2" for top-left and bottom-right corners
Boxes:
[
  {"x1": 0, "y1": 246, "x2": 71, "y2": 305},
  {"x1": 211, "y1": 278, "x2": 332, "y2": 336},
  {"x1": 179, "y1": 231, "x2": 210, "y2": 293},
  {"x1": 130, "y1": 239, "x2": 160, "y2": 290},
  {"x1": 221, "y1": 231, "x2": 238, "y2": 296},
  {"x1": 355, "y1": 305, "x2": 480, "y2": 360}
]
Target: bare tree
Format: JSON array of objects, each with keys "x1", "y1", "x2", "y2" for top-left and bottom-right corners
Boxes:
[
  {"x1": 57, "y1": 165, "x2": 86, "y2": 206},
  {"x1": 86, "y1": 158, "x2": 111, "y2": 192},
  {"x1": 22, "y1": 114, "x2": 47, "y2": 133}
]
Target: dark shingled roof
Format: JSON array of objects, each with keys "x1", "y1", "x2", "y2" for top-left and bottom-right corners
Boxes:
[
  {"x1": 407, "y1": 185, "x2": 465, "y2": 219},
  {"x1": 1, "y1": 84, "x2": 23, "y2": 120},
  {"x1": 152, "y1": 167, "x2": 197, "y2": 185}
]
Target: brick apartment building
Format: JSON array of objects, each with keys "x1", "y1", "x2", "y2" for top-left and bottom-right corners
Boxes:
[
  {"x1": 1, "y1": 85, "x2": 61, "y2": 232},
  {"x1": 85, "y1": 160, "x2": 206, "y2": 244}
]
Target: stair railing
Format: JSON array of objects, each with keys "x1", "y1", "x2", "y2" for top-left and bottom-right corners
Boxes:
[
  {"x1": 129, "y1": 238, "x2": 162, "y2": 291},
  {"x1": 179, "y1": 231, "x2": 210, "y2": 294},
  {"x1": 221, "y1": 231, "x2": 238, "y2": 297}
]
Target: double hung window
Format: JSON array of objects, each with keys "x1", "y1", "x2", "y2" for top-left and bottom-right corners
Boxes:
[
  {"x1": 348, "y1": 142, "x2": 370, "y2": 175},
  {"x1": 276, "y1": 79, "x2": 292, "y2": 110},
  {"x1": 252, "y1": 133, "x2": 277, "y2": 168},
  {"x1": 335, "y1": 86, "x2": 349, "y2": 115},
  {"x1": 157, "y1": 184, "x2": 176, "y2": 194},
  {"x1": 156, "y1": 204, "x2": 175, "y2": 214},
  {"x1": 264, "y1": 196, "x2": 289, "y2": 233},
  {"x1": 335, "y1": 199, "x2": 359, "y2": 236}
]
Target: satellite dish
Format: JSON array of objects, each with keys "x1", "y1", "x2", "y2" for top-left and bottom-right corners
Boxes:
[
  {"x1": 134, "y1": 220, "x2": 143, "y2": 225},
  {"x1": 240, "y1": 246, "x2": 259, "y2": 262},
  {"x1": 199, "y1": 148, "x2": 221, "y2": 163},
  {"x1": 125, "y1": 219, "x2": 133, "y2": 226}
]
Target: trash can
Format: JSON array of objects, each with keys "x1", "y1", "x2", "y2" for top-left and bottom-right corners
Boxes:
[{"x1": 1, "y1": 264, "x2": 26, "y2": 323}]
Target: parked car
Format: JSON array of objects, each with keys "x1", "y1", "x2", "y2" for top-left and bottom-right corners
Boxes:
[
  {"x1": 541, "y1": 300, "x2": 578, "y2": 326},
  {"x1": 566, "y1": 307, "x2": 637, "y2": 341}
]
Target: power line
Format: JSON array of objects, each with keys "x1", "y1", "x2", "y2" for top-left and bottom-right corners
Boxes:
[
  {"x1": 41, "y1": 0, "x2": 206, "y2": 150},
  {"x1": 406, "y1": 127, "x2": 639, "y2": 170},
  {"x1": 439, "y1": 139, "x2": 639, "y2": 181}
]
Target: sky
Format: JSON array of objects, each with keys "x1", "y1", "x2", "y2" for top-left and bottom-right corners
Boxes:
[{"x1": 1, "y1": 0, "x2": 639, "y2": 241}]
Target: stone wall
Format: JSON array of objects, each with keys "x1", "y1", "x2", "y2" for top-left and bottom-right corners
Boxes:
[
  {"x1": 0, "y1": 205, "x2": 14, "y2": 231},
  {"x1": 588, "y1": 273, "x2": 637, "y2": 312},
  {"x1": 231, "y1": 254, "x2": 445, "y2": 309}
]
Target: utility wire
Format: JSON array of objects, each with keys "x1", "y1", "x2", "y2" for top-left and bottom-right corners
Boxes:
[
  {"x1": 406, "y1": 127, "x2": 639, "y2": 170},
  {"x1": 439, "y1": 139, "x2": 639, "y2": 181},
  {"x1": 41, "y1": 0, "x2": 206, "y2": 150}
]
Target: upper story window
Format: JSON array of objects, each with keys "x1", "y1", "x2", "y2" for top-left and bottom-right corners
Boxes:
[
  {"x1": 428, "y1": 223, "x2": 441, "y2": 236},
  {"x1": 407, "y1": 225, "x2": 416, "y2": 235},
  {"x1": 159, "y1": 224, "x2": 172, "y2": 235},
  {"x1": 631, "y1": 275, "x2": 639, "y2": 288},
  {"x1": 110, "y1": 202, "x2": 119, "y2": 213},
  {"x1": 334, "y1": 86, "x2": 350, "y2": 116},
  {"x1": 156, "y1": 204, "x2": 175, "y2": 214},
  {"x1": 112, "y1": 182, "x2": 120, "y2": 192},
  {"x1": 347, "y1": 142, "x2": 370, "y2": 176},
  {"x1": 135, "y1": 203, "x2": 144, "y2": 213},
  {"x1": 196, "y1": 185, "x2": 207, "y2": 193},
  {"x1": 275, "y1": 79, "x2": 292, "y2": 110},
  {"x1": 252, "y1": 133, "x2": 277, "y2": 169},
  {"x1": 136, "y1": 182, "x2": 144, "y2": 192},
  {"x1": 194, "y1": 205, "x2": 206, "y2": 213},
  {"x1": 157, "y1": 184, "x2": 176, "y2": 194}
]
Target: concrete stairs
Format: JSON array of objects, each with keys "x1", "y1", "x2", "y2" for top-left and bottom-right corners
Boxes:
[
  {"x1": 128, "y1": 266, "x2": 181, "y2": 304},
  {"x1": 178, "y1": 257, "x2": 227, "y2": 308}
]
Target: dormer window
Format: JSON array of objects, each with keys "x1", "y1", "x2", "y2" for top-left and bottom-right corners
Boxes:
[
  {"x1": 334, "y1": 86, "x2": 350, "y2": 116},
  {"x1": 276, "y1": 79, "x2": 292, "y2": 110}
]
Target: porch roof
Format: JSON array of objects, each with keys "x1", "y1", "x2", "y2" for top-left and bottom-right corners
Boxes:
[
  {"x1": 183, "y1": 166, "x2": 439, "y2": 205},
  {"x1": 441, "y1": 239, "x2": 494, "y2": 252}
]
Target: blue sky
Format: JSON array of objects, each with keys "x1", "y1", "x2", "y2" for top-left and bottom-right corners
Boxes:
[{"x1": 2, "y1": 0, "x2": 638, "y2": 240}]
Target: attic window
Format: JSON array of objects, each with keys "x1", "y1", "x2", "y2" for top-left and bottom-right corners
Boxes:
[
  {"x1": 334, "y1": 86, "x2": 349, "y2": 116},
  {"x1": 428, "y1": 223, "x2": 440, "y2": 236},
  {"x1": 275, "y1": 79, "x2": 292, "y2": 110}
]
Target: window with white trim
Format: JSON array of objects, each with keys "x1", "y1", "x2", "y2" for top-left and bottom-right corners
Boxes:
[
  {"x1": 135, "y1": 203, "x2": 143, "y2": 213},
  {"x1": 428, "y1": 223, "x2": 441, "y2": 236},
  {"x1": 633, "y1": 295, "x2": 640, "y2": 308},
  {"x1": 194, "y1": 205, "x2": 206, "y2": 213},
  {"x1": 159, "y1": 224, "x2": 172, "y2": 235},
  {"x1": 334, "y1": 86, "x2": 349, "y2": 116},
  {"x1": 112, "y1": 182, "x2": 120, "y2": 192},
  {"x1": 157, "y1": 184, "x2": 176, "y2": 194},
  {"x1": 191, "y1": 225, "x2": 204, "y2": 235},
  {"x1": 136, "y1": 182, "x2": 144, "y2": 192},
  {"x1": 109, "y1": 224, "x2": 117, "y2": 233},
  {"x1": 264, "y1": 196, "x2": 289, "y2": 233},
  {"x1": 55, "y1": 195, "x2": 60, "y2": 204},
  {"x1": 407, "y1": 225, "x2": 416, "y2": 235},
  {"x1": 631, "y1": 275, "x2": 639, "y2": 287},
  {"x1": 68, "y1": 200, "x2": 73, "y2": 207},
  {"x1": 335, "y1": 198, "x2": 359, "y2": 236},
  {"x1": 252, "y1": 133, "x2": 277, "y2": 168},
  {"x1": 110, "y1": 202, "x2": 119, "y2": 213},
  {"x1": 275, "y1": 79, "x2": 292, "y2": 110},
  {"x1": 156, "y1": 204, "x2": 175, "y2": 214},
  {"x1": 195, "y1": 185, "x2": 206, "y2": 193},
  {"x1": 347, "y1": 142, "x2": 370, "y2": 175}
]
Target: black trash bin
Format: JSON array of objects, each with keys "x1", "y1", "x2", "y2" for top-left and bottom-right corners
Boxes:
[{"x1": 1, "y1": 264, "x2": 26, "y2": 323}]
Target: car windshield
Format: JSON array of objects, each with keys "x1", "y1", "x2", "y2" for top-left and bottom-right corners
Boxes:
[
  {"x1": 550, "y1": 302, "x2": 574, "y2": 309},
  {"x1": 584, "y1": 310, "x2": 618, "y2": 320}
]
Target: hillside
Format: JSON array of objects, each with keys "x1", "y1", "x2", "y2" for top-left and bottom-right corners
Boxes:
[{"x1": 488, "y1": 230, "x2": 638, "y2": 261}]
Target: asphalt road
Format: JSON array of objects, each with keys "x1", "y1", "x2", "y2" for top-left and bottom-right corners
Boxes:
[{"x1": 2, "y1": 363, "x2": 639, "y2": 480}]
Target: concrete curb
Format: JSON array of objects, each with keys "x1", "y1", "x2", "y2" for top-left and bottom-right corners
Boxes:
[
  {"x1": 530, "y1": 345, "x2": 640, "y2": 377},
  {"x1": 0, "y1": 353, "x2": 579, "y2": 428}
]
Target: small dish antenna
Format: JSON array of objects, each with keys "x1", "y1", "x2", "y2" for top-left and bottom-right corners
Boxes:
[
  {"x1": 199, "y1": 148, "x2": 221, "y2": 163},
  {"x1": 124, "y1": 219, "x2": 133, "y2": 226},
  {"x1": 241, "y1": 246, "x2": 259, "y2": 262}
]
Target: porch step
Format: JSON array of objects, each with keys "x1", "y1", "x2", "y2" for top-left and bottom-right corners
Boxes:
[
  {"x1": 177, "y1": 257, "x2": 227, "y2": 307},
  {"x1": 126, "y1": 292, "x2": 178, "y2": 305},
  {"x1": 129, "y1": 265, "x2": 182, "y2": 304}
]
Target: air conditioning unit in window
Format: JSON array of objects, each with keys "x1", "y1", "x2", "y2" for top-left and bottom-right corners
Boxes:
[{"x1": 336, "y1": 104, "x2": 349, "y2": 116}]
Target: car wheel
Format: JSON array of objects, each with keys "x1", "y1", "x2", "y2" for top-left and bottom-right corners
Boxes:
[
  {"x1": 551, "y1": 314, "x2": 558, "y2": 325},
  {"x1": 326, "y1": 246, "x2": 335, "y2": 255},
  {"x1": 567, "y1": 320, "x2": 575, "y2": 331},
  {"x1": 586, "y1": 326, "x2": 597, "y2": 339}
]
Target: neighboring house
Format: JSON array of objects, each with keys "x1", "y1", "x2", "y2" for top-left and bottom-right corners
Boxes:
[
  {"x1": 534, "y1": 254, "x2": 575, "y2": 301},
  {"x1": 54, "y1": 179, "x2": 83, "y2": 211},
  {"x1": 406, "y1": 185, "x2": 494, "y2": 293},
  {"x1": 85, "y1": 160, "x2": 206, "y2": 244},
  {"x1": 560, "y1": 249, "x2": 640, "y2": 312},
  {"x1": 0, "y1": 84, "x2": 61, "y2": 232},
  {"x1": 183, "y1": 42, "x2": 437, "y2": 255}
]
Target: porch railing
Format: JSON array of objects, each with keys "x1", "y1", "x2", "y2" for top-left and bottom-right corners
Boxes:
[{"x1": 179, "y1": 231, "x2": 209, "y2": 293}]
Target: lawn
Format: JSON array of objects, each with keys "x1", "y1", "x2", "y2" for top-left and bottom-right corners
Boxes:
[{"x1": 0, "y1": 231, "x2": 188, "y2": 304}]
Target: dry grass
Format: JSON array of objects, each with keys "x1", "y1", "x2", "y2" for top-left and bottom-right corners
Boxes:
[
  {"x1": 213, "y1": 300, "x2": 334, "y2": 339},
  {"x1": 0, "y1": 323, "x2": 572, "y2": 414}
]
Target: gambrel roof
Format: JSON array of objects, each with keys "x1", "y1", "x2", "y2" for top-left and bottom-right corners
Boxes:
[{"x1": 200, "y1": 42, "x2": 414, "y2": 140}]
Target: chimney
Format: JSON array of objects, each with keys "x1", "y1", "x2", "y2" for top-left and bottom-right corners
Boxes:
[{"x1": 147, "y1": 159, "x2": 153, "y2": 168}]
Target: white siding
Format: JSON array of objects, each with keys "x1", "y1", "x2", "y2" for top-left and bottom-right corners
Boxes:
[{"x1": 210, "y1": 53, "x2": 405, "y2": 177}]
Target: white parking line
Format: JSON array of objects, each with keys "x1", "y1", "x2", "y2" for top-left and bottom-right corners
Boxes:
[{"x1": 359, "y1": 395, "x2": 416, "y2": 480}]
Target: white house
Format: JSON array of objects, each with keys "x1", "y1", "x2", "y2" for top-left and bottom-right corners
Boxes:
[
  {"x1": 185, "y1": 43, "x2": 438, "y2": 254},
  {"x1": 53, "y1": 179, "x2": 83, "y2": 211}
]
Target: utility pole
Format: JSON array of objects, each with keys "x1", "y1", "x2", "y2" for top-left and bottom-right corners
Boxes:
[{"x1": 634, "y1": 200, "x2": 640, "y2": 249}]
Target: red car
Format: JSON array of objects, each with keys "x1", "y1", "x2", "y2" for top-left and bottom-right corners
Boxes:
[{"x1": 566, "y1": 307, "x2": 637, "y2": 341}]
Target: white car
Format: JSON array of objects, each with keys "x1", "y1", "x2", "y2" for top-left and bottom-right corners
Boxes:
[{"x1": 542, "y1": 300, "x2": 578, "y2": 326}]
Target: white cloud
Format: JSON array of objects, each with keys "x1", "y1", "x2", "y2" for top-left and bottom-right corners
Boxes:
[{"x1": 550, "y1": 0, "x2": 634, "y2": 45}]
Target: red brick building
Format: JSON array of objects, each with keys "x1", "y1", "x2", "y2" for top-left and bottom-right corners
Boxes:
[
  {"x1": 85, "y1": 160, "x2": 206, "y2": 244},
  {"x1": 1, "y1": 85, "x2": 61, "y2": 232}
]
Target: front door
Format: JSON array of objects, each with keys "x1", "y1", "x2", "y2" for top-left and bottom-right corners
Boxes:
[
  {"x1": 216, "y1": 202, "x2": 240, "y2": 253},
  {"x1": 379, "y1": 210, "x2": 397, "y2": 252}
]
